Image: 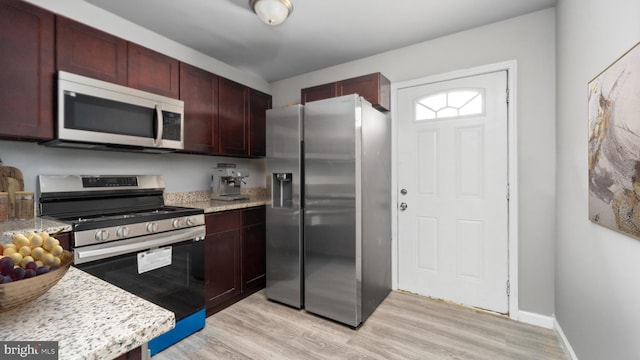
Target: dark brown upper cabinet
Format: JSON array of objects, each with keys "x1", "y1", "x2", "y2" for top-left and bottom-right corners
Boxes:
[
  {"x1": 337, "y1": 72, "x2": 390, "y2": 112},
  {"x1": 218, "y1": 78, "x2": 249, "y2": 157},
  {"x1": 301, "y1": 82, "x2": 337, "y2": 105},
  {"x1": 0, "y1": 2, "x2": 271, "y2": 150},
  {"x1": 301, "y1": 72, "x2": 391, "y2": 112},
  {"x1": 57, "y1": 17, "x2": 179, "y2": 99},
  {"x1": 180, "y1": 63, "x2": 219, "y2": 154},
  {"x1": 0, "y1": 0, "x2": 55, "y2": 140},
  {"x1": 249, "y1": 89, "x2": 272, "y2": 157},
  {"x1": 128, "y1": 43, "x2": 180, "y2": 99},
  {"x1": 56, "y1": 16, "x2": 127, "y2": 85}
]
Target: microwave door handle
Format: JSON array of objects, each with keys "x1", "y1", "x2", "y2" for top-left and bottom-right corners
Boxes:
[{"x1": 154, "y1": 104, "x2": 164, "y2": 147}]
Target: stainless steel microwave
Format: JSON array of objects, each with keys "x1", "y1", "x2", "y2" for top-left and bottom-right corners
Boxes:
[{"x1": 45, "y1": 71, "x2": 184, "y2": 153}]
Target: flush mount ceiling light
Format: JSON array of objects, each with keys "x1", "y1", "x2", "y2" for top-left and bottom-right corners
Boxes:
[{"x1": 250, "y1": 0, "x2": 293, "y2": 26}]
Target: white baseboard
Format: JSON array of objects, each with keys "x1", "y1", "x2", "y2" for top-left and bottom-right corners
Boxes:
[
  {"x1": 554, "y1": 317, "x2": 579, "y2": 360},
  {"x1": 518, "y1": 310, "x2": 554, "y2": 329}
]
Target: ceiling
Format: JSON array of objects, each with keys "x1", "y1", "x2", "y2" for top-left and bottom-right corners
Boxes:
[{"x1": 85, "y1": 0, "x2": 556, "y2": 83}]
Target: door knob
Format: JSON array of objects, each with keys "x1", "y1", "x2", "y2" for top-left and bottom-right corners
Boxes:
[
  {"x1": 400, "y1": 188, "x2": 407, "y2": 195},
  {"x1": 399, "y1": 202, "x2": 408, "y2": 211}
]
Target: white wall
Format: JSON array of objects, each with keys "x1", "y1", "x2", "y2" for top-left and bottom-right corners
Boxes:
[
  {"x1": 0, "y1": 141, "x2": 266, "y2": 194},
  {"x1": 22, "y1": 0, "x2": 270, "y2": 94},
  {"x1": 272, "y1": 9, "x2": 557, "y2": 316},
  {"x1": 556, "y1": 0, "x2": 640, "y2": 358}
]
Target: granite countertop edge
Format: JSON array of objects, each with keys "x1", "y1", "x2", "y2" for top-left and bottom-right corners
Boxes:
[
  {"x1": 175, "y1": 196, "x2": 268, "y2": 213},
  {"x1": 1, "y1": 218, "x2": 72, "y2": 241},
  {"x1": 0, "y1": 267, "x2": 175, "y2": 360}
]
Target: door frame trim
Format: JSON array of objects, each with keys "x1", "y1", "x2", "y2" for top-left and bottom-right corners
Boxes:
[{"x1": 391, "y1": 60, "x2": 519, "y2": 319}]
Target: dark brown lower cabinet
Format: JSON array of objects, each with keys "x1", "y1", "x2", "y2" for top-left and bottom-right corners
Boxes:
[
  {"x1": 113, "y1": 346, "x2": 141, "y2": 360},
  {"x1": 242, "y1": 207, "x2": 266, "y2": 292},
  {"x1": 55, "y1": 232, "x2": 71, "y2": 251},
  {"x1": 205, "y1": 206, "x2": 265, "y2": 316}
]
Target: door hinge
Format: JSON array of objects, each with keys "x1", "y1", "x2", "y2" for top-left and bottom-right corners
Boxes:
[
  {"x1": 506, "y1": 184, "x2": 510, "y2": 201},
  {"x1": 507, "y1": 280, "x2": 510, "y2": 296},
  {"x1": 506, "y1": 87, "x2": 510, "y2": 104}
]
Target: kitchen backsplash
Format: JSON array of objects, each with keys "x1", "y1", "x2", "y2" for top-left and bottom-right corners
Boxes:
[{"x1": 0, "y1": 140, "x2": 267, "y2": 194}]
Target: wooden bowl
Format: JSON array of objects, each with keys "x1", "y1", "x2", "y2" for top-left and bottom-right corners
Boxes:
[{"x1": 0, "y1": 250, "x2": 73, "y2": 312}]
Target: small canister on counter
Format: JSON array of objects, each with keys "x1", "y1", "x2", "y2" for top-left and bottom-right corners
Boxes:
[
  {"x1": 0, "y1": 192, "x2": 8, "y2": 222},
  {"x1": 14, "y1": 191, "x2": 34, "y2": 220}
]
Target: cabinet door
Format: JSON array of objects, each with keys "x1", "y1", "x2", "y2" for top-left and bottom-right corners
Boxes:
[
  {"x1": 56, "y1": 16, "x2": 127, "y2": 85},
  {"x1": 337, "y1": 72, "x2": 390, "y2": 111},
  {"x1": 205, "y1": 229, "x2": 241, "y2": 313},
  {"x1": 301, "y1": 82, "x2": 337, "y2": 104},
  {"x1": 55, "y1": 232, "x2": 71, "y2": 251},
  {"x1": 128, "y1": 43, "x2": 179, "y2": 98},
  {"x1": 218, "y1": 78, "x2": 249, "y2": 156},
  {"x1": 112, "y1": 346, "x2": 141, "y2": 360},
  {"x1": 242, "y1": 222, "x2": 266, "y2": 292},
  {"x1": 0, "y1": 0, "x2": 54, "y2": 140},
  {"x1": 241, "y1": 207, "x2": 266, "y2": 292},
  {"x1": 180, "y1": 63, "x2": 218, "y2": 154},
  {"x1": 249, "y1": 89, "x2": 271, "y2": 157}
]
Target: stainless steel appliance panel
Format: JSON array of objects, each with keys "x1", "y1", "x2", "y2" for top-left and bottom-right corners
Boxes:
[
  {"x1": 266, "y1": 105, "x2": 304, "y2": 308},
  {"x1": 304, "y1": 95, "x2": 359, "y2": 327},
  {"x1": 360, "y1": 101, "x2": 392, "y2": 321},
  {"x1": 51, "y1": 71, "x2": 184, "y2": 152}
]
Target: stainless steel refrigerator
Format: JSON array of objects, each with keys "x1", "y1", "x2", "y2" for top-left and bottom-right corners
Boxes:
[
  {"x1": 266, "y1": 95, "x2": 391, "y2": 327},
  {"x1": 266, "y1": 104, "x2": 304, "y2": 309},
  {"x1": 304, "y1": 94, "x2": 391, "y2": 328}
]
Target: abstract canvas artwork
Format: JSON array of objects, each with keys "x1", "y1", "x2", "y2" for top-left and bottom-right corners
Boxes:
[{"x1": 589, "y1": 41, "x2": 640, "y2": 239}]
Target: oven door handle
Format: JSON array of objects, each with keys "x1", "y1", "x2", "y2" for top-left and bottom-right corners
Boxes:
[{"x1": 74, "y1": 226, "x2": 205, "y2": 265}]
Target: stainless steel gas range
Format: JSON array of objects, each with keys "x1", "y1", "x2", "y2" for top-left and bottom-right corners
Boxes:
[{"x1": 38, "y1": 175, "x2": 205, "y2": 357}]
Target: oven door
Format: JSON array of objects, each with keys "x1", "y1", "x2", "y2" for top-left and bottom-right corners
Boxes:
[{"x1": 74, "y1": 226, "x2": 205, "y2": 321}]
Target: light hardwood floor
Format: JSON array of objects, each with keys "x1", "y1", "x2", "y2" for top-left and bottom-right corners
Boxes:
[{"x1": 154, "y1": 290, "x2": 567, "y2": 360}]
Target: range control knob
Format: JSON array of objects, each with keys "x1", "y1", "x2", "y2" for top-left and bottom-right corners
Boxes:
[
  {"x1": 116, "y1": 226, "x2": 130, "y2": 238},
  {"x1": 186, "y1": 217, "x2": 197, "y2": 226},
  {"x1": 172, "y1": 218, "x2": 185, "y2": 229},
  {"x1": 94, "y1": 230, "x2": 110, "y2": 242},
  {"x1": 146, "y1": 222, "x2": 159, "y2": 233}
]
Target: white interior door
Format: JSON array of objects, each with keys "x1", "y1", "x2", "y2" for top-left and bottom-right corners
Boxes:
[{"x1": 397, "y1": 71, "x2": 509, "y2": 313}]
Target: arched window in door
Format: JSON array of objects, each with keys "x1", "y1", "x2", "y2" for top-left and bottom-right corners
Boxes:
[{"x1": 415, "y1": 88, "x2": 485, "y2": 121}]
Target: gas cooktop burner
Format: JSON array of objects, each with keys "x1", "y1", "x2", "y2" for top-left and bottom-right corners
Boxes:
[
  {"x1": 38, "y1": 175, "x2": 207, "y2": 247},
  {"x1": 54, "y1": 206, "x2": 205, "y2": 247},
  {"x1": 58, "y1": 206, "x2": 203, "y2": 230},
  {"x1": 73, "y1": 213, "x2": 138, "y2": 222},
  {"x1": 61, "y1": 206, "x2": 195, "y2": 224}
]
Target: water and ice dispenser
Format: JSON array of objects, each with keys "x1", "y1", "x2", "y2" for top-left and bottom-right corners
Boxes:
[{"x1": 272, "y1": 173, "x2": 292, "y2": 208}]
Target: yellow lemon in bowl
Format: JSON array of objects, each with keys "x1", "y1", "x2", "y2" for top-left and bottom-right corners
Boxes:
[
  {"x1": 42, "y1": 253, "x2": 55, "y2": 266},
  {"x1": 31, "y1": 247, "x2": 45, "y2": 260}
]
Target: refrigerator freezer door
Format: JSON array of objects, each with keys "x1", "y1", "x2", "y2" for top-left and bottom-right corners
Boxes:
[
  {"x1": 266, "y1": 105, "x2": 304, "y2": 308},
  {"x1": 304, "y1": 95, "x2": 360, "y2": 327}
]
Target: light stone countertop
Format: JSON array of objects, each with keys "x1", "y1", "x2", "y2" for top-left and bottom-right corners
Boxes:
[
  {"x1": 1, "y1": 217, "x2": 71, "y2": 243},
  {"x1": 165, "y1": 188, "x2": 268, "y2": 213},
  {"x1": 0, "y1": 267, "x2": 175, "y2": 360},
  {"x1": 181, "y1": 196, "x2": 268, "y2": 213}
]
